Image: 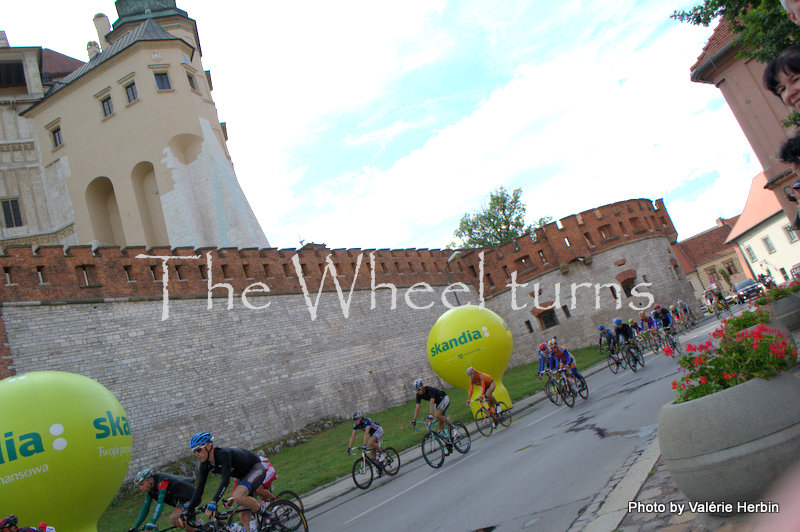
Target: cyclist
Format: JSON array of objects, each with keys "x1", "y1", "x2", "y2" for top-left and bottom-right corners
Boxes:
[
  {"x1": 225, "y1": 451, "x2": 278, "y2": 507},
  {"x1": 653, "y1": 304, "x2": 673, "y2": 335},
  {"x1": 130, "y1": 468, "x2": 195, "y2": 532},
  {"x1": 181, "y1": 432, "x2": 272, "y2": 532},
  {"x1": 677, "y1": 299, "x2": 694, "y2": 323},
  {"x1": 537, "y1": 342, "x2": 556, "y2": 378},
  {"x1": 548, "y1": 338, "x2": 584, "y2": 382},
  {"x1": 0, "y1": 516, "x2": 38, "y2": 532},
  {"x1": 597, "y1": 324, "x2": 616, "y2": 353},
  {"x1": 410, "y1": 378, "x2": 457, "y2": 450},
  {"x1": 466, "y1": 366, "x2": 499, "y2": 426},
  {"x1": 628, "y1": 318, "x2": 641, "y2": 335},
  {"x1": 347, "y1": 411, "x2": 387, "y2": 475}
]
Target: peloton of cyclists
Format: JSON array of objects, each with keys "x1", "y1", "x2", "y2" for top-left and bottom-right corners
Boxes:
[
  {"x1": 466, "y1": 367, "x2": 499, "y2": 427},
  {"x1": 347, "y1": 411, "x2": 387, "y2": 476},
  {"x1": 181, "y1": 432, "x2": 273, "y2": 532},
  {"x1": 130, "y1": 468, "x2": 195, "y2": 532},
  {"x1": 410, "y1": 378, "x2": 458, "y2": 452}
]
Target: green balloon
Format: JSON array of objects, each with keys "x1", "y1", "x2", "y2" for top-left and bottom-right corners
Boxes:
[{"x1": 0, "y1": 371, "x2": 131, "y2": 531}]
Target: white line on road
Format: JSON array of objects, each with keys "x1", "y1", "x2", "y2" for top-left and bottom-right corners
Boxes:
[
  {"x1": 525, "y1": 407, "x2": 561, "y2": 427},
  {"x1": 343, "y1": 449, "x2": 483, "y2": 525}
]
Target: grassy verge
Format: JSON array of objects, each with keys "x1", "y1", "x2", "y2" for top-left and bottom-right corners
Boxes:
[{"x1": 100, "y1": 344, "x2": 605, "y2": 530}]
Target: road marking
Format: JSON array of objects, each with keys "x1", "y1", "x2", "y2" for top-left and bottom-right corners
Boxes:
[
  {"x1": 525, "y1": 408, "x2": 561, "y2": 427},
  {"x1": 343, "y1": 449, "x2": 482, "y2": 524}
]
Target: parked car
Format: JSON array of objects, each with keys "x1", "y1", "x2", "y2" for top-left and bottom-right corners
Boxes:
[{"x1": 734, "y1": 278, "x2": 764, "y2": 301}]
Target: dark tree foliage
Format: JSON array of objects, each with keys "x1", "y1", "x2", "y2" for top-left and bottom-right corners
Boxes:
[
  {"x1": 453, "y1": 187, "x2": 551, "y2": 248},
  {"x1": 673, "y1": 0, "x2": 800, "y2": 125}
]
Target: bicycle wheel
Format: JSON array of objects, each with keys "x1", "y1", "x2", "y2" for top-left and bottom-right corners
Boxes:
[
  {"x1": 558, "y1": 380, "x2": 575, "y2": 408},
  {"x1": 576, "y1": 375, "x2": 589, "y2": 399},
  {"x1": 452, "y1": 422, "x2": 471, "y2": 454},
  {"x1": 606, "y1": 354, "x2": 620, "y2": 374},
  {"x1": 495, "y1": 402, "x2": 512, "y2": 427},
  {"x1": 351, "y1": 456, "x2": 373, "y2": 489},
  {"x1": 545, "y1": 378, "x2": 562, "y2": 405},
  {"x1": 265, "y1": 499, "x2": 308, "y2": 532},
  {"x1": 669, "y1": 335, "x2": 683, "y2": 355},
  {"x1": 275, "y1": 489, "x2": 304, "y2": 514},
  {"x1": 624, "y1": 347, "x2": 637, "y2": 372},
  {"x1": 382, "y1": 447, "x2": 400, "y2": 475},
  {"x1": 634, "y1": 346, "x2": 646, "y2": 368},
  {"x1": 474, "y1": 407, "x2": 494, "y2": 436},
  {"x1": 421, "y1": 432, "x2": 445, "y2": 468}
]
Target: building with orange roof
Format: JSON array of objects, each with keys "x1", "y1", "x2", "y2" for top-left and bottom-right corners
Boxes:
[
  {"x1": 672, "y1": 215, "x2": 750, "y2": 304},
  {"x1": 691, "y1": 19, "x2": 798, "y2": 230},
  {"x1": 725, "y1": 173, "x2": 800, "y2": 283}
]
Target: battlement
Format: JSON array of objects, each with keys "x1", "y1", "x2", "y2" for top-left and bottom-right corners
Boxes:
[
  {"x1": 451, "y1": 198, "x2": 677, "y2": 297},
  {"x1": 0, "y1": 244, "x2": 469, "y2": 303}
]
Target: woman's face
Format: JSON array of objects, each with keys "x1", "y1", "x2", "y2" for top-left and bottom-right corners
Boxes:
[{"x1": 776, "y1": 69, "x2": 800, "y2": 111}]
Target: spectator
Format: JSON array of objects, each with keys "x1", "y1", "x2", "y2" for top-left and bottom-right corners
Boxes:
[{"x1": 780, "y1": 0, "x2": 800, "y2": 26}]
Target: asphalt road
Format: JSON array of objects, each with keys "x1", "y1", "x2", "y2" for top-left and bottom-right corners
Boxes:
[{"x1": 307, "y1": 319, "x2": 722, "y2": 532}]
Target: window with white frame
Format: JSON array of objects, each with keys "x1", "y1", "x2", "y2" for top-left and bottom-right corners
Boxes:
[
  {"x1": 785, "y1": 225, "x2": 798, "y2": 243},
  {"x1": 762, "y1": 236, "x2": 776, "y2": 254},
  {"x1": 745, "y1": 246, "x2": 757, "y2": 261}
]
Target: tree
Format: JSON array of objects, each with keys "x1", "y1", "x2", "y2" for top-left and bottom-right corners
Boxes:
[{"x1": 452, "y1": 187, "x2": 551, "y2": 248}]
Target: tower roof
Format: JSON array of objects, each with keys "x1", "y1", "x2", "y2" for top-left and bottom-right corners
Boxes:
[{"x1": 112, "y1": 0, "x2": 188, "y2": 28}]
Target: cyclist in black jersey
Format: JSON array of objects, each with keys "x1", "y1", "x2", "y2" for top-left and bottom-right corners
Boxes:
[
  {"x1": 613, "y1": 318, "x2": 634, "y2": 344},
  {"x1": 130, "y1": 468, "x2": 195, "y2": 531},
  {"x1": 347, "y1": 411, "x2": 387, "y2": 474},
  {"x1": 182, "y1": 432, "x2": 272, "y2": 532},
  {"x1": 410, "y1": 379, "x2": 457, "y2": 446}
]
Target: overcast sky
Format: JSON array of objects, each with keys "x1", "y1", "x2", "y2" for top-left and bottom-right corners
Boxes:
[{"x1": 5, "y1": 1, "x2": 763, "y2": 250}]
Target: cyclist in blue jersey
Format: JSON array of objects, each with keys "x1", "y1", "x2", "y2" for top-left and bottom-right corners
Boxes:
[
  {"x1": 537, "y1": 342, "x2": 556, "y2": 378},
  {"x1": 597, "y1": 325, "x2": 616, "y2": 352},
  {"x1": 347, "y1": 411, "x2": 387, "y2": 475}
]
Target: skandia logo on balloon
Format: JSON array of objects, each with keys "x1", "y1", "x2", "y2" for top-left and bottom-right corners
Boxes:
[{"x1": 429, "y1": 327, "x2": 489, "y2": 356}]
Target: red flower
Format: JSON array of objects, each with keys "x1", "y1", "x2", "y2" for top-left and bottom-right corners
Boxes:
[
  {"x1": 664, "y1": 346, "x2": 674, "y2": 357},
  {"x1": 671, "y1": 380, "x2": 678, "y2": 389},
  {"x1": 723, "y1": 372, "x2": 736, "y2": 380},
  {"x1": 699, "y1": 376, "x2": 708, "y2": 384},
  {"x1": 686, "y1": 344, "x2": 697, "y2": 353}
]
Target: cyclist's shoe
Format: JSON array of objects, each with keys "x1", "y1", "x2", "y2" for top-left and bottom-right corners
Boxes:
[
  {"x1": 378, "y1": 451, "x2": 386, "y2": 462},
  {"x1": 446, "y1": 443, "x2": 453, "y2": 454},
  {"x1": 257, "y1": 501, "x2": 275, "y2": 520},
  {"x1": 377, "y1": 466, "x2": 384, "y2": 478}
]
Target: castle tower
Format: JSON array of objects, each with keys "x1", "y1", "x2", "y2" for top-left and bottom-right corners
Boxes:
[{"x1": 4, "y1": 0, "x2": 268, "y2": 250}]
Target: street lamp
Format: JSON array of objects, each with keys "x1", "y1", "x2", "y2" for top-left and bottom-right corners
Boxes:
[{"x1": 445, "y1": 251, "x2": 462, "y2": 306}]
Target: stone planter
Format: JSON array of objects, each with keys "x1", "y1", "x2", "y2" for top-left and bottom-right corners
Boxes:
[
  {"x1": 657, "y1": 367, "x2": 800, "y2": 513},
  {"x1": 767, "y1": 292, "x2": 800, "y2": 334}
]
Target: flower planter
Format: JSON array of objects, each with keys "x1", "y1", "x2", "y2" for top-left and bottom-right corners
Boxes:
[
  {"x1": 767, "y1": 293, "x2": 800, "y2": 334},
  {"x1": 657, "y1": 366, "x2": 800, "y2": 513}
]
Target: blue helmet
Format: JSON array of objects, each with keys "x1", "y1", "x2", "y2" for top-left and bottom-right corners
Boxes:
[
  {"x1": 613, "y1": 318, "x2": 622, "y2": 325},
  {"x1": 598, "y1": 325, "x2": 605, "y2": 330},
  {"x1": 189, "y1": 431, "x2": 213, "y2": 450}
]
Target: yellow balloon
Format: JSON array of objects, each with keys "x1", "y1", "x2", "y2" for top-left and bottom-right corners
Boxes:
[{"x1": 427, "y1": 305, "x2": 513, "y2": 415}]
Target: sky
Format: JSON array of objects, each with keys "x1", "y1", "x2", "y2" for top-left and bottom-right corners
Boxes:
[{"x1": 5, "y1": 0, "x2": 764, "y2": 250}]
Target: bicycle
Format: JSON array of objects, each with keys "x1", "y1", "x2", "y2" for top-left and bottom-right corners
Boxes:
[
  {"x1": 662, "y1": 327, "x2": 683, "y2": 356},
  {"x1": 540, "y1": 368, "x2": 562, "y2": 406},
  {"x1": 602, "y1": 343, "x2": 627, "y2": 374},
  {"x1": 557, "y1": 366, "x2": 588, "y2": 405},
  {"x1": 620, "y1": 340, "x2": 644, "y2": 372},
  {"x1": 183, "y1": 499, "x2": 307, "y2": 532},
  {"x1": 412, "y1": 415, "x2": 471, "y2": 468},
  {"x1": 470, "y1": 397, "x2": 511, "y2": 436},
  {"x1": 348, "y1": 443, "x2": 400, "y2": 489}
]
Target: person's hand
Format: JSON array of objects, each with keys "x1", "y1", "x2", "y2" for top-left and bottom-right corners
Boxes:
[
  {"x1": 205, "y1": 501, "x2": 217, "y2": 518},
  {"x1": 347, "y1": 447, "x2": 352, "y2": 455},
  {"x1": 410, "y1": 419, "x2": 416, "y2": 428},
  {"x1": 426, "y1": 414, "x2": 434, "y2": 420}
]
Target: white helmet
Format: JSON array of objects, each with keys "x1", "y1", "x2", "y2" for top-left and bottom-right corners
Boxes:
[
  {"x1": 466, "y1": 367, "x2": 475, "y2": 376},
  {"x1": 412, "y1": 378, "x2": 423, "y2": 391}
]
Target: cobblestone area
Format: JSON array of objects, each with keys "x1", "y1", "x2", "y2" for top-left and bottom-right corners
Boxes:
[{"x1": 617, "y1": 457, "x2": 754, "y2": 532}]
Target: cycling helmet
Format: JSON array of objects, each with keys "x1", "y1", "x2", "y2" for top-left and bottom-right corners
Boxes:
[
  {"x1": 539, "y1": 343, "x2": 547, "y2": 350},
  {"x1": 466, "y1": 367, "x2": 475, "y2": 376},
  {"x1": 134, "y1": 468, "x2": 153, "y2": 485},
  {"x1": 613, "y1": 318, "x2": 622, "y2": 325},
  {"x1": 598, "y1": 325, "x2": 605, "y2": 330},
  {"x1": 352, "y1": 410, "x2": 362, "y2": 420},
  {"x1": 189, "y1": 431, "x2": 213, "y2": 451},
  {"x1": 0, "y1": 516, "x2": 18, "y2": 528},
  {"x1": 547, "y1": 338, "x2": 557, "y2": 348},
  {"x1": 412, "y1": 378, "x2": 423, "y2": 391},
  {"x1": 628, "y1": 318, "x2": 634, "y2": 324},
  {"x1": 639, "y1": 311, "x2": 645, "y2": 317},
  {"x1": 654, "y1": 304, "x2": 661, "y2": 310}
]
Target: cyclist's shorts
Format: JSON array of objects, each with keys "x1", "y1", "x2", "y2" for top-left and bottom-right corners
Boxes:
[
  {"x1": 435, "y1": 395, "x2": 450, "y2": 414},
  {"x1": 367, "y1": 426, "x2": 384, "y2": 442},
  {"x1": 263, "y1": 463, "x2": 276, "y2": 490},
  {"x1": 238, "y1": 462, "x2": 267, "y2": 496}
]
